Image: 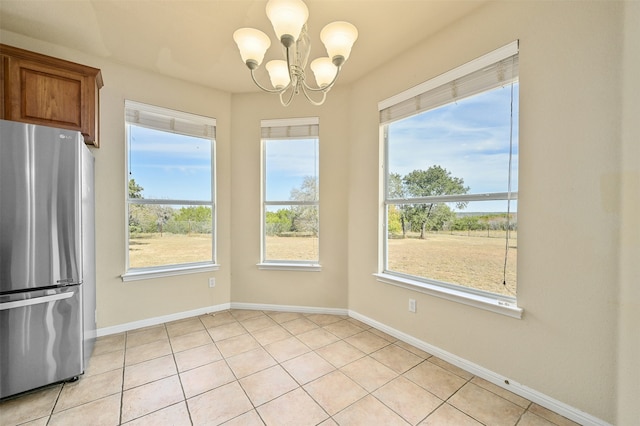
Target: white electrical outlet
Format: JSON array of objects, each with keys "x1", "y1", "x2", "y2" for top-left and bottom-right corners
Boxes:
[
  {"x1": 409, "y1": 299, "x2": 416, "y2": 313},
  {"x1": 208, "y1": 277, "x2": 216, "y2": 288}
]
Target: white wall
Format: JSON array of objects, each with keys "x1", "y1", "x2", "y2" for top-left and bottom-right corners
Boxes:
[
  {"x1": 0, "y1": 30, "x2": 234, "y2": 328},
  {"x1": 346, "y1": 2, "x2": 626, "y2": 423},
  {"x1": 617, "y1": 1, "x2": 640, "y2": 424},
  {"x1": 92, "y1": 63, "x2": 233, "y2": 328},
  {"x1": 229, "y1": 90, "x2": 350, "y2": 309}
]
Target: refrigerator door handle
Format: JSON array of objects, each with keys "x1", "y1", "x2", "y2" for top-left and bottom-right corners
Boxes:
[{"x1": 0, "y1": 292, "x2": 74, "y2": 311}]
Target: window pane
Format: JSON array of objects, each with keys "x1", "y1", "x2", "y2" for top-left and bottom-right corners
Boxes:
[
  {"x1": 125, "y1": 102, "x2": 216, "y2": 273},
  {"x1": 264, "y1": 205, "x2": 318, "y2": 262},
  {"x1": 387, "y1": 84, "x2": 518, "y2": 198},
  {"x1": 384, "y1": 80, "x2": 518, "y2": 297},
  {"x1": 264, "y1": 138, "x2": 319, "y2": 202},
  {"x1": 129, "y1": 204, "x2": 213, "y2": 268},
  {"x1": 263, "y1": 132, "x2": 319, "y2": 263},
  {"x1": 386, "y1": 200, "x2": 517, "y2": 297},
  {"x1": 129, "y1": 125, "x2": 212, "y2": 201}
]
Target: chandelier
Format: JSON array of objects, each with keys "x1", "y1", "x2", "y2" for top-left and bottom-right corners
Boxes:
[{"x1": 233, "y1": 0, "x2": 358, "y2": 106}]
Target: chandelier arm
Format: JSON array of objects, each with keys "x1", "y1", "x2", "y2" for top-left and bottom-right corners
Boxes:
[
  {"x1": 280, "y1": 85, "x2": 297, "y2": 106},
  {"x1": 301, "y1": 84, "x2": 328, "y2": 106},
  {"x1": 250, "y1": 68, "x2": 290, "y2": 94},
  {"x1": 301, "y1": 65, "x2": 343, "y2": 93}
]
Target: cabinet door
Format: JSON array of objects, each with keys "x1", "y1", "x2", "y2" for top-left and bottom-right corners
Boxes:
[
  {"x1": 4, "y1": 57, "x2": 96, "y2": 143},
  {"x1": 0, "y1": 55, "x2": 5, "y2": 119}
]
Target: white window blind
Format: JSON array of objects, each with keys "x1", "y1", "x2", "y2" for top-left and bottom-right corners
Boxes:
[
  {"x1": 379, "y1": 41, "x2": 519, "y2": 125},
  {"x1": 125, "y1": 100, "x2": 216, "y2": 138},
  {"x1": 261, "y1": 117, "x2": 319, "y2": 139}
]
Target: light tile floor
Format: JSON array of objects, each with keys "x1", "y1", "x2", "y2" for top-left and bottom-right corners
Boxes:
[{"x1": 1, "y1": 309, "x2": 580, "y2": 426}]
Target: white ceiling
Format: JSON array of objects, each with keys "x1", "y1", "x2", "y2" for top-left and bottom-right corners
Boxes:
[{"x1": 0, "y1": 0, "x2": 486, "y2": 94}]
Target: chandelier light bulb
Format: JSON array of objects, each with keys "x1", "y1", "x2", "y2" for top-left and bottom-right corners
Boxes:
[
  {"x1": 320, "y1": 21, "x2": 358, "y2": 64},
  {"x1": 310, "y1": 57, "x2": 337, "y2": 87},
  {"x1": 266, "y1": 60, "x2": 291, "y2": 89},
  {"x1": 266, "y1": 0, "x2": 309, "y2": 46},
  {"x1": 233, "y1": 28, "x2": 271, "y2": 68},
  {"x1": 233, "y1": 0, "x2": 357, "y2": 106}
]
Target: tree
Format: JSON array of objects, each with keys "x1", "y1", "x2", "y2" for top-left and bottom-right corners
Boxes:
[
  {"x1": 388, "y1": 173, "x2": 409, "y2": 237},
  {"x1": 265, "y1": 209, "x2": 293, "y2": 236},
  {"x1": 168, "y1": 206, "x2": 212, "y2": 234},
  {"x1": 290, "y1": 175, "x2": 318, "y2": 201},
  {"x1": 387, "y1": 205, "x2": 403, "y2": 235},
  {"x1": 128, "y1": 179, "x2": 144, "y2": 233},
  {"x1": 289, "y1": 176, "x2": 319, "y2": 235},
  {"x1": 129, "y1": 204, "x2": 174, "y2": 234},
  {"x1": 402, "y1": 166, "x2": 469, "y2": 238},
  {"x1": 129, "y1": 178, "x2": 144, "y2": 199},
  {"x1": 172, "y1": 206, "x2": 211, "y2": 224},
  {"x1": 387, "y1": 173, "x2": 405, "y2": 198}
]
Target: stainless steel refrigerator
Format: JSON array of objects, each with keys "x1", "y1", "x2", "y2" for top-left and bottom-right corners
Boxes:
[{"x1": 0, "y1": 119, "x2": 96, "y2": 399}]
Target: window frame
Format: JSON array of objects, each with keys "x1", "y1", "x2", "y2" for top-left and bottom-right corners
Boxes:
[
  {"x1": 121, "y1": 100, "x2": 218, "y2": 281},
  {"x1": 258, "y1": 117, "x2": 321, "y2": 271},
  {"x1": 376, "y1": 42, "x2": 523, "y2": 318}
]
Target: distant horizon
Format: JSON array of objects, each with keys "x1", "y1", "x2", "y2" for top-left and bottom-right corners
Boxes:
[
  {"x1": 454, "y1": 211, "x2": 517, "y2": 217},
  {"x1": 387, "y1": 83, "x2": 519, "y2": 213},
  {"x1": 128, "y1": 83, "x2": 517, "y2": 213}
]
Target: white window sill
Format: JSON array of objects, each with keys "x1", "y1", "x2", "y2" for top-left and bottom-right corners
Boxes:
[
  {"x1": 257, "y1": 263, "x2": 322, "y2": 272},
  {"x1": 122, "y1": 263, "x2": 220, "y2": 282},
  {"x1": 374, "y1": 273, "x2": 523, "y2": 319}
]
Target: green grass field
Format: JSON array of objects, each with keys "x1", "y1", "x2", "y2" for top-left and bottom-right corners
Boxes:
[
  {"x1": 387, "y1": 232, "x2": 516, "y2": 297},
  {"x1": 129, "y1": 232, "x2": 516, "y2": 296},
  {"x1": 129, "y1": 233, "x2": 213, "y2": 268}
]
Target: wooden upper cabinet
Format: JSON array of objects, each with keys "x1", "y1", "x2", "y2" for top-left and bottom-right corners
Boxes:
[{"x1": 0, "y1": 44, "x2": 103, "y2": 147}]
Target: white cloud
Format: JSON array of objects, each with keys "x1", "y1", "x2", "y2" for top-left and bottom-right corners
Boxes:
[
  {"x1": 265, "y1": 139, "x2": 319, "y2": 178},
  {"x1": 387, "y1": 94, "x2": 519, "y2": 194}
]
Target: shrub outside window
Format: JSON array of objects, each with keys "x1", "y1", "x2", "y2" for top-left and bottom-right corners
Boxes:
[
  {"x1": 124, "y1": 101, "x2": 216, "y2": 278},
  {"x1": 380, "y1": 42, "x2": 519, "y2": 303}
]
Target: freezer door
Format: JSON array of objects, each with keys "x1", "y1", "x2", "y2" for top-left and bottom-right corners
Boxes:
[
  {"x1": 0, "y1": 285, "x2": 83, "y2": 399},
  {"x1": 0, "y1": 120, "x2": 83, "y2": 292}
]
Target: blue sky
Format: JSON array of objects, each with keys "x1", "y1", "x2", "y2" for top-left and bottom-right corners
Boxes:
[
  {"x1": 129, "y1": 125, "x2": 318, "y2": 203},
  {"x1": 128, "y1": 126, "x2": 212, "y2": 201},
  {"x1": 128, "y1": 83, "x2": 517, "y2": 212},
  {"x1": 388, "y1": 83, "x2": 519, "y2": 212},
  {"x1": 264, "y1": 138, "x2": 319, "y2": 201}
]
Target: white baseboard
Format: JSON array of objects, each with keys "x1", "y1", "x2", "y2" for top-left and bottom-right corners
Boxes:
[
  {"x1": 230, "y1": 302, "x2": 348, "y2": 316},
  {"x1": 95, "y1": 303, "x2": 230, "y2": 337},
  {"x1": 95, "y1": 302, "x2": 344, "y2": 337},
  {"x1": 349, "y1": 310, "x2": 610, "y2": 426},
  {"x1": 95, "y1": 302, "x2": 608, "y2": 426}
]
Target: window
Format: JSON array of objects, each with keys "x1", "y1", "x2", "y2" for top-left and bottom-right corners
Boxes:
[
  {"x1": 378, "y1": 42, "x2": 520, "y2": 314},
  {"x1": 260, "y1": 118, "x2": 320, "y2": 269},
  {"x1": 123, "y1": 101, "x2": 217, "y2": 280}
]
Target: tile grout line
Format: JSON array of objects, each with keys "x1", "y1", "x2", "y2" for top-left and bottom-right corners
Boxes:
[
  {"x1": 172, "y1": 320, "x2": 193, "y2": 426},
  {"x1": 182, "y1": 313, "x2": 485, "y2": 426},
  {"x1": 211, "y1": 314, "x2": 265, "y2": 425},
  {"x1": 438, "y1": 367, "x2": 478, "y2": 425},
  {"x1": 118, "y1": 327, "x2": 129, "y2": 426},
  {"x1": 233, "y1": 311, "x2": 342, "y2": 423},
  {"x1": 29, "y1": 310, "x2": 570, "y2": 426},
  {"x1": 46, "y1": 384, "x2": 63, "y2": 425},
  {"x1": 287, "y1": 313, "x2": 403, "y2": 424},
  {"x1": 261, "y1": 313, "x2": 398, "y2": 424},
  {"x1": 344, "y1": 351, "x2": 436, "y2": 424}
]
